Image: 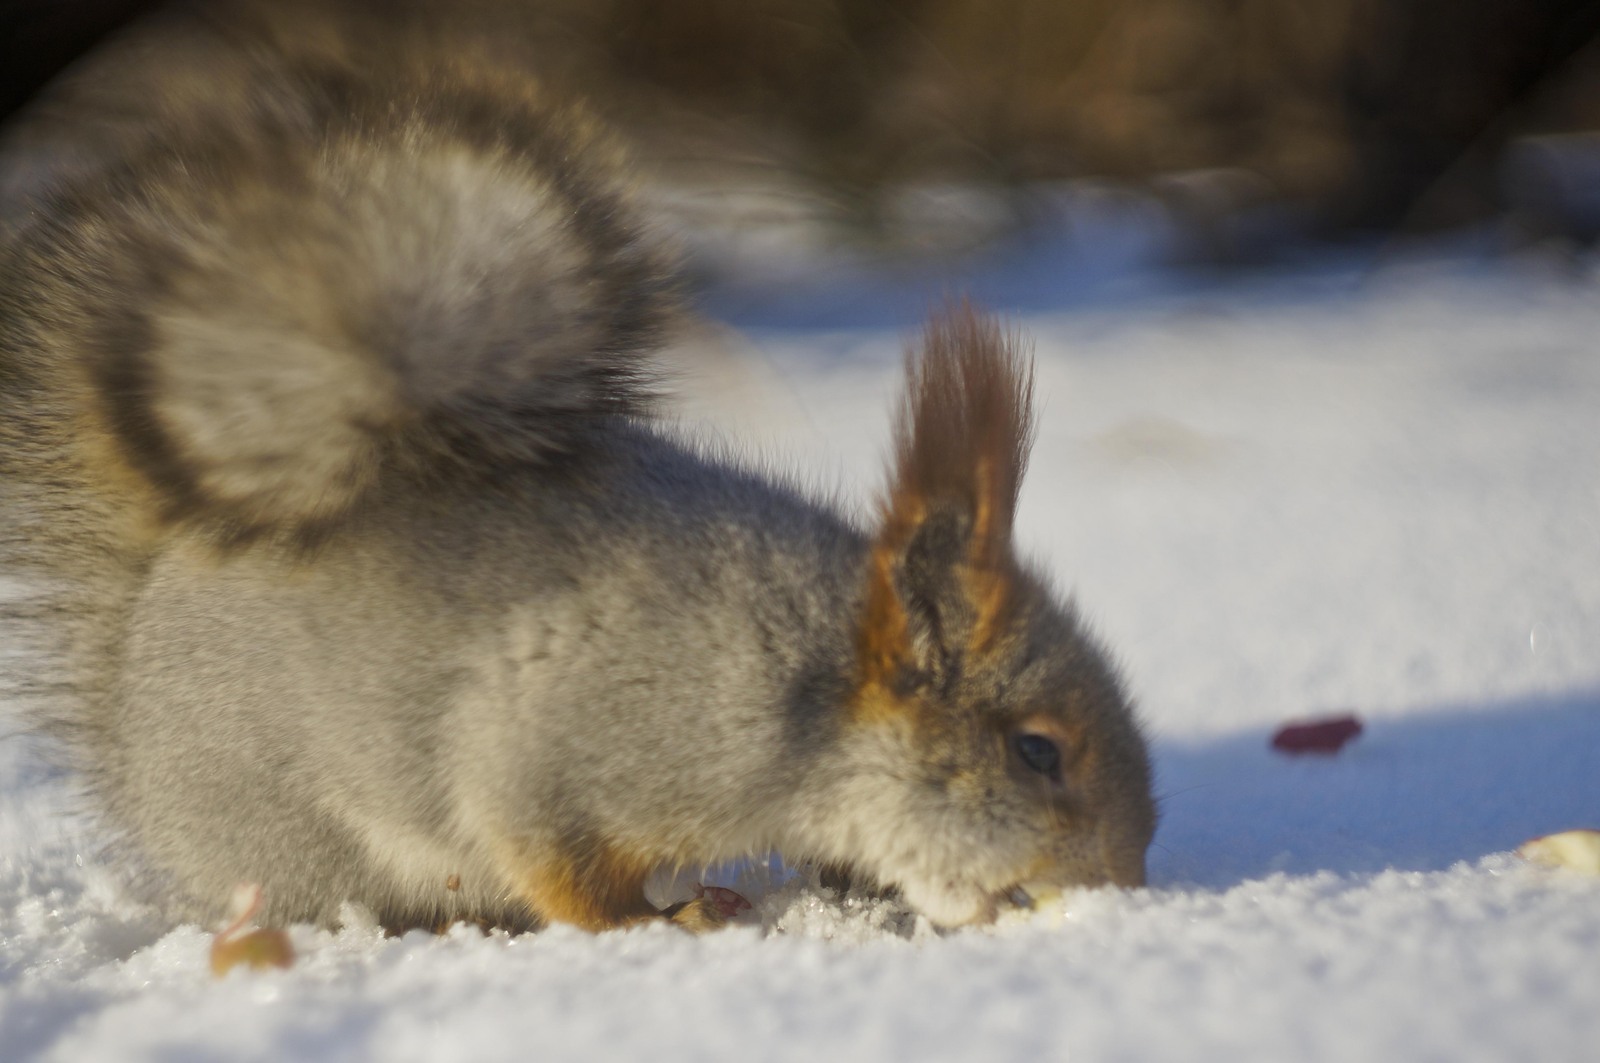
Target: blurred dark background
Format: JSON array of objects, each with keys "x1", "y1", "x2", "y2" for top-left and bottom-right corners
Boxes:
[{"x1": 5, "y1": 0, "x2": 1600, "y2": 253}]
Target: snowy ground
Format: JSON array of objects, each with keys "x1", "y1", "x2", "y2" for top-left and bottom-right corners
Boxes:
[{"x1": 3, "y1": 221, "x2": 1598, "y2": 1060}]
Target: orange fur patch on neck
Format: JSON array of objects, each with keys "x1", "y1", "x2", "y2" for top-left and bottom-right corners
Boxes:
[
  {"x1": 849, "y1": 675, "x2": 919, "y2": 726},
  {"x1": 857, "y1": 498, "x2": 920, "y2": 692}
]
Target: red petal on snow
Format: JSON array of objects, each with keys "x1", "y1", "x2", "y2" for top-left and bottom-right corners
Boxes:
[{"x1": 1271, "y1": 714, "x2": 1363, "y2": 755}]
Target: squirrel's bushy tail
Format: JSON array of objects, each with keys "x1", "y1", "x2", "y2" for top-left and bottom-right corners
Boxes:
[{"x1": 2, "y1": 53, "x2": 676, "y2": 547}]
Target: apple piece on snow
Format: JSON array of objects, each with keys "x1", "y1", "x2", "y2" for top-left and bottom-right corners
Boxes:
[{"x1": 1518, "y1": 830, "x2": 1600, "y2": 874}]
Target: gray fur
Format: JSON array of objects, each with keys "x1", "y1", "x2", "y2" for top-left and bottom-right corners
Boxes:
[{"x1": 0, "y1": 3, "x2": 1154, "y2": 932}]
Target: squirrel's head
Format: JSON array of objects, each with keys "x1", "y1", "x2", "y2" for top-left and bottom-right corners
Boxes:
[{"x1": 835, "y1": 304, "x2": 1155, "y2": 928}]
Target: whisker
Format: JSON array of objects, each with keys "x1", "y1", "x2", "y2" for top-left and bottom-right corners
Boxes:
[{"x1": 1154, "y1": 782, "x2": 1216, "y2": 805}]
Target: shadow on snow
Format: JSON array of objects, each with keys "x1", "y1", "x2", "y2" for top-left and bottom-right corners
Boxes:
[{"x1": 1148, "y1": 687, "x2": 1600, "y2": 889}]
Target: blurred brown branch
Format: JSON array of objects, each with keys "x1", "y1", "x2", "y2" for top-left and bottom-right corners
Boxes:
[{"x1": 9, "y1": 0, "x2": 1600, "y2": 243}]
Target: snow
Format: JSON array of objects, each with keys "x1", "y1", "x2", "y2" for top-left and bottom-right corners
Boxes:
[{"x1": 4, "y1": 229, "x2": 1599, "y2": 1060}]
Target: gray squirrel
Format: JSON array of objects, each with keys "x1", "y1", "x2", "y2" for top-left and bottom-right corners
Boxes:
[{"x1": 0, "y1": 1, "x2": 1154, "y2": 932}]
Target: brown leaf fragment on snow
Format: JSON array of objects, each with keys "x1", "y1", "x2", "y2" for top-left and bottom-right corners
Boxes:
[
  {"x1": 210, "y1": 882, "x2": 295, "y2": 976},
  {"x1": 1270, "y1": 714, "x2": 1363, "y2": 755},
  {"x1": 1518, "y1": 830, "x2": 1600, "y2": 874}
]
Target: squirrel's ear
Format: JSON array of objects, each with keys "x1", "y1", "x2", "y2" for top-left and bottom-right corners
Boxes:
[{"x1": 857, "y1": 302, "x2": 1036, "y2": 699}]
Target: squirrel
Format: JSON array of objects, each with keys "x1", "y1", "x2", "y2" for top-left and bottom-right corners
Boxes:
[{"x1": 0, "y1": 1, "x2": 1155, "y2": 933}]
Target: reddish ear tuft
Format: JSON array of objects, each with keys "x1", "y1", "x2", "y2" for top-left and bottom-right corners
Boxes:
[{"x1": 858, "y1": 301, "x2": 1036, "y2": 693}]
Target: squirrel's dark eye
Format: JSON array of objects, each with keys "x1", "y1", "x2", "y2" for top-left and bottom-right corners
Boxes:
[{"x1": 1013, "y1": 733, "x2": 1061, "y2": 779}]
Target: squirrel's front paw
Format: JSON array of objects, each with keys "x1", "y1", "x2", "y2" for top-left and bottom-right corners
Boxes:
[
  {"x1": 660, "y1": 896, "x2": 726, "y2": 932},
  {"x1": 660, "y1": 886, "x2": 751, "y2": 932}
]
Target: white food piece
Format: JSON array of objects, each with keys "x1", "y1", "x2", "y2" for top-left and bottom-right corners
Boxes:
[{"x1": 1518, "y1": 830, "x2": 1600, "y2": 874}]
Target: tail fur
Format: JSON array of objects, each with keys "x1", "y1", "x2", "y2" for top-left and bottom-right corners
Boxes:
[{"x1": 3, "y1": 50, "x2": 676, "y2": 546}]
